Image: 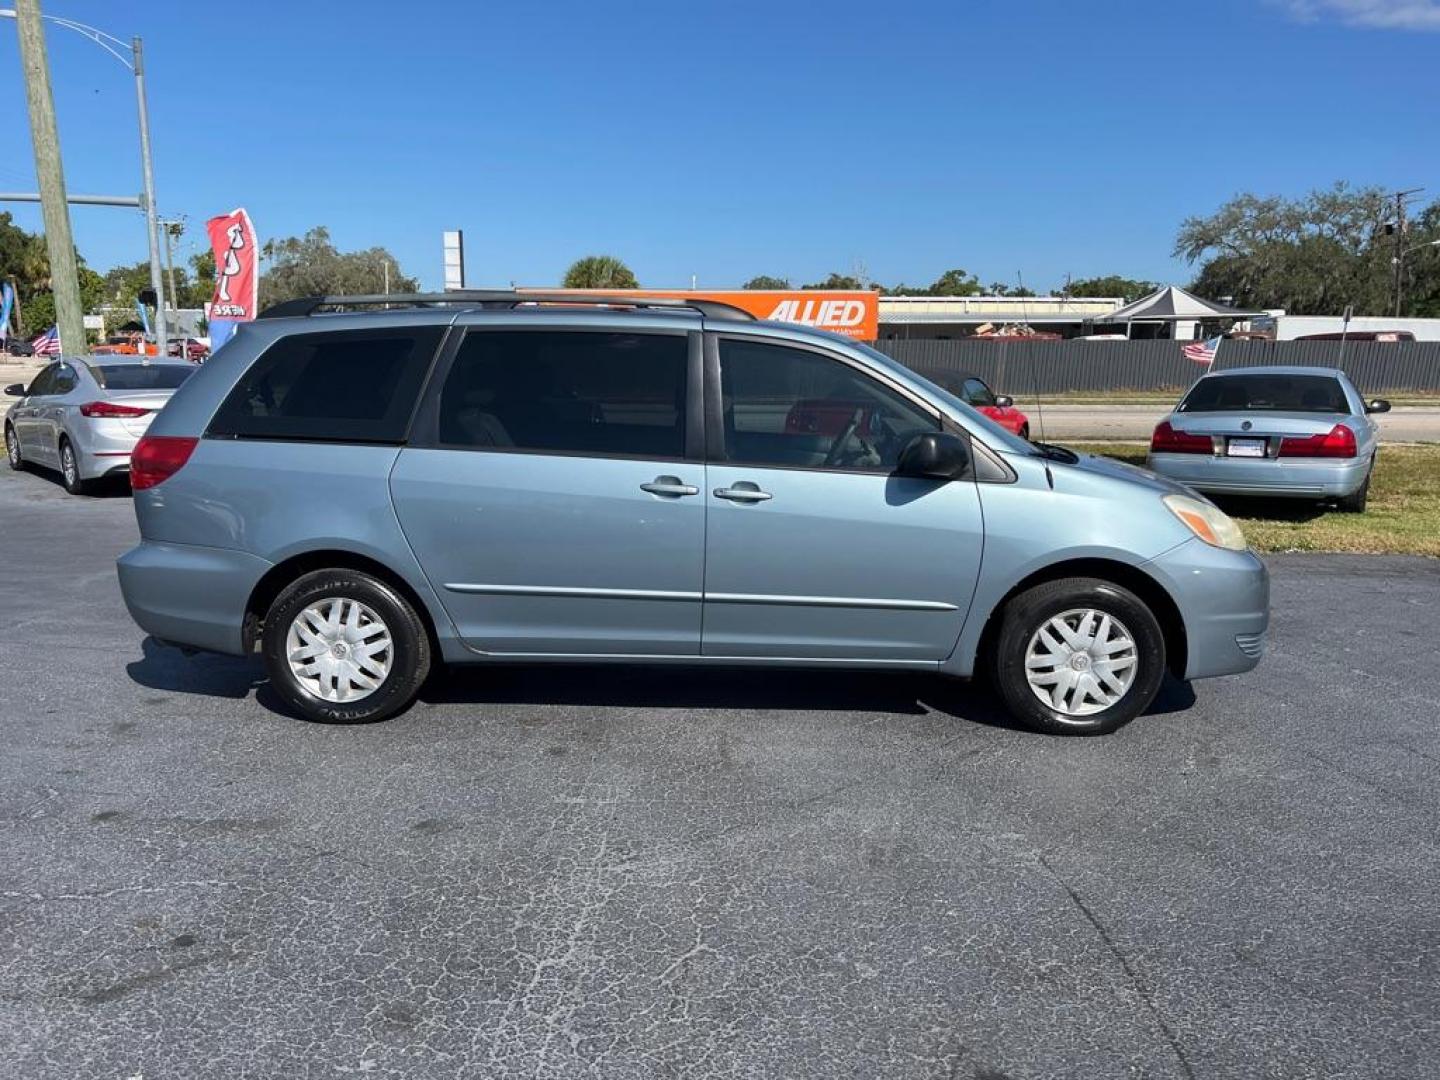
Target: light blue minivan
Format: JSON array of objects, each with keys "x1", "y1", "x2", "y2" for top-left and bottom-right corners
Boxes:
[{"x1": 116, "y1": 293, "x2": 1268, "y2": 735}]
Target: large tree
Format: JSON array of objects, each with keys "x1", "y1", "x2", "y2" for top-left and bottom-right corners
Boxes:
[
  {"x1": 1173, "y1": 182, "x2": 1434, "y2": 316},
  {"x1": 259, "y1": 227, "x2": 419, "y2": 308},
  {"x1": 562, "y1": 255, "x2": 638, "y2": 289},
  {"x1": 1061, "y1": 275, "x2": 1160, "y2": 303},
  {"x1": 742, "y1": 274, "x2": 790, "y2": 290},
  {"x1": 802, "y1": 272, "x2": 864, "y2": 290}
]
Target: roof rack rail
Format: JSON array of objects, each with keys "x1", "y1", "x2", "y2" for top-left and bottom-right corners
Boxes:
[{"x1": 257, "y1": 290, "x2": 756, "y2": 323}]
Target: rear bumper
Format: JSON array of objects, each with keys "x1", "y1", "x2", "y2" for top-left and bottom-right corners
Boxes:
[
  {"x1": 116, "y1": 540, "x2": 272, "y2": 655},
  {"x1": 1144, "y1": 539, "x2": 1270, "y2": 680},
  {"x1": 70, "y1": 420, "x2": 144, "y2": 481},
  {"x1": 1147, "y1": 452, "x2": 1368, "y2": 498}
]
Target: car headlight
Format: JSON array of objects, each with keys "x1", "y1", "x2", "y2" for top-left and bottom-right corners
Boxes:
[{"x1": 1162, "y1": 494, "x2": 1247, "y2": 551}]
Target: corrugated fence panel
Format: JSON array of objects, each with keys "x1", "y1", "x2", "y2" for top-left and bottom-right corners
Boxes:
[{"x1": 872, "y1": 339, "x2": 1440, "y2": 394}]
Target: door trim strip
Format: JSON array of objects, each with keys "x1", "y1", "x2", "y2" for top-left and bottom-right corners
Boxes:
[
  {"x1": 444, "y1": 583, "x2": 702, "y2": 602},
  {"x1": 444, "y1": 582, "x2": 956, "y2": 612}
]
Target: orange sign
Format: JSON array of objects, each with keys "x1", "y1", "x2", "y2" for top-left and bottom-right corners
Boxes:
[{"x1": 524, "y1": 289, "x2": 879, "y2": 340}]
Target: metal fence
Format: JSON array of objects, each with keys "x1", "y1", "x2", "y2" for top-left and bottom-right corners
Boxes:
[{"x1": 870, "y1": 339, "x2": 1440, "y2": 395}]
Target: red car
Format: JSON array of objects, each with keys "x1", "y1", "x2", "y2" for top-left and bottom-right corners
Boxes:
[{"x1": 916, "y1": 369, "x2": 1031, "y2": 439}]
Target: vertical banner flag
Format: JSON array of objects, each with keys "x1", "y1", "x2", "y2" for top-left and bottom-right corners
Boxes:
[
  {"x1": 0, "y1": 282, "x2": 13, "y2": 342},
  {"x1": 206, "y1": 208, "x2": 259, "y2": 353}
]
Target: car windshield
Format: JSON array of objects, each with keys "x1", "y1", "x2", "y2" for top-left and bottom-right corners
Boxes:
[
  {"x1": 92, "y1": 364, "x2": 194, "y2": 391},
  {"x1": 1179, "y1": 373, "x2": 1350, "y2": 414},
  {"x1": 855, "y1": 346, "x2": 1035, "y2": 454}
]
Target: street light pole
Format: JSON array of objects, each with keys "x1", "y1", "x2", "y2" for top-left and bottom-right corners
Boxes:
[
  {"x1": 13, "y1": 0, "x2": 85, "y2": 353},
  {"x1": 130, "y1": 35, "x2": 166, "y2": 356}
]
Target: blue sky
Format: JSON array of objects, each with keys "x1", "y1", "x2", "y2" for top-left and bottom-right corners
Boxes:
[{"x1": 1, "y1": 0, "x2": 1437, "y2": 293}]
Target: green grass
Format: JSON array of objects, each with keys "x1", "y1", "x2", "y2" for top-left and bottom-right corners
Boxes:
[{"x1": 1077, "y1": 442, "x2": 1440, "y2": 557}]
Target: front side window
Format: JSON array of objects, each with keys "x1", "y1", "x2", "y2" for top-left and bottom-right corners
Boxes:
[
  {"x1": 962, "y1": 377, "x2": 996, "y2": 407},
  {"x1": 209, "y1": 327, "x2": 443, "y2": 442},
  {"x1": 26, "y1": 364, "x2": 57, "y2": 397},
  {"x1": 719, "y1": 339, "x2": 938, "y2": 471},
  {"x1": 51, "y1": 364, "x2": 78, "y2": 394},
  {"x1": 1180, "y1": 374, "x2": 1350, "y2": 414},
  {"x1": 437, "y1": 330, "x2": 687, "y2": 458}
]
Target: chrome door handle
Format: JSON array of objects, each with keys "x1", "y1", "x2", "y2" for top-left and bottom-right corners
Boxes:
[
  {"x1": 714, "y1": 484, "x2": 772, "y2": 503},
  {"x1": 640, "y1": 475, "x2": 699, "y2": 497}
]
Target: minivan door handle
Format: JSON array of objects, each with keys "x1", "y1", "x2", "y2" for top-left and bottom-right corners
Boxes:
[
  {"x1": 640, "y1": 476, "x2": 699, "y2": 498},
  {"x1": 714, "y1": 482, "x2": 772, "y2": 503}
]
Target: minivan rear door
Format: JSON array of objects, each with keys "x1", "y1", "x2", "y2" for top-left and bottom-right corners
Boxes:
[{"x1": 392, "y1": 325, "x2": 706, "y2": 655}]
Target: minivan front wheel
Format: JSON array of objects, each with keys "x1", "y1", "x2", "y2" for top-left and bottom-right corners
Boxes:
[
  {"x1": 263, "y1": 569, "x2": 431, "y2": 724},
  {"x1": 992, "y1": 577, "x2": 1166, "y2": 736}
]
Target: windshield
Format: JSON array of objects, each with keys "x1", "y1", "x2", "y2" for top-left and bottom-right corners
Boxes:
[
  {"x1": 92, "y1": 364, "x2": 194, "y2": 391},
  {"x1": 1179, "y1": 373, "x2": 1350, "y2": 414},
  {"x1": 853, "y1": 344, "x2": 1035, "y2": 454}
]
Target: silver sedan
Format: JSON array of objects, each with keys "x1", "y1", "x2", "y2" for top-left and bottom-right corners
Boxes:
[
  {"x1": 4, "y1": 356, "x2": 195, "y2": 495},
  {"x1": 1146, "y1": 365, "x2": 1389, "y2": 512}
]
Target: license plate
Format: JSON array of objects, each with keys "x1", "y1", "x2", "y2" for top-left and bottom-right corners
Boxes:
[{"x1": 1227, "y1": 437, "x2": 1267, "y2": 458}]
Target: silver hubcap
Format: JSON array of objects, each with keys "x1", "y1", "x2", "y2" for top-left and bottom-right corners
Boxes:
[
  {"x1": 1025, "y1": 608, "x2": 1138, "y2": 718},
  {"x1": 285, "y1": 597, "x2": 393, "y2": 703},
  {"x1": 5, "y1": 428, "x2": 16, "y2": 464},
  {"x1": 61, "y1": 446, "x2": 75, "y2": 484}
]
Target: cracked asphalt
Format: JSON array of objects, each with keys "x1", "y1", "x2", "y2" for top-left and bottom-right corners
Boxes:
[{"x1": 1, "y1": 464, "x2": 1437, "y2": 1079}]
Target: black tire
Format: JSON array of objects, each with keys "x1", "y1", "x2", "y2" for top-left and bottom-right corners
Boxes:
[
  {"x1": 991, "y1": 577, "x2": 1166, "y2": 736},
  {"x1": 262, "y1": 569, "x2": 431, "y2": 724},
  {"x1": 58, "y1": 438, "x2": 91, "y2": 495},
  {"x1": 1335, "y1": 460, "x2": 1372, "y2": 514},
  {"x1": 4, "y1": 423, "x2": 22, "y2": 471}
]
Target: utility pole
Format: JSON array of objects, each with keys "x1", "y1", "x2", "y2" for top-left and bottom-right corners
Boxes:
[
  {"x1": 1391, "y1": 187, "x2": 1424, "y2": 318},
  {"x1": 14, "y1": 0, "x2": 84, "y2": 353},
  {"x1": 160, "y1": 218, "x2": 183, "y2": 314},
  {"x1": 131, "y1": 35, "x2": 167, "y2": 356}
]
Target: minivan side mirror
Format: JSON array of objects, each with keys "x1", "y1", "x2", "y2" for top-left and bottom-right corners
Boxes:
[
  {"x1": 4, "y1": 383, "x2": 24, "y2": 397},
  {"x1": 993, "y1": 394, "x2": 1014, "y2": 408},
  {"x1": 1366, "y1": 398, "x2": 1391, "y2": 414},
  {"x1": 895, "y1": 431, "x2": 970, "y2": 481}
]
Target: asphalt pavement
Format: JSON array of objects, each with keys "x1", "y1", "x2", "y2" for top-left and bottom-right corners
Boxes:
[{"x1": 1, "y1": 464, "x2": 1437, "y2": 1079}]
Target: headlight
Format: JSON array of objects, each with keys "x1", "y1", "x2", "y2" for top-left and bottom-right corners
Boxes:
[{"x1": 1162, "y1": 494, "x2": 1247, "y2": 551}]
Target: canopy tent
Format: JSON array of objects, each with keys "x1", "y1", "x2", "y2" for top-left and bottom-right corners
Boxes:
[{"x1": 1096, "y1": 285, "x2": 1261, "y2": 324}]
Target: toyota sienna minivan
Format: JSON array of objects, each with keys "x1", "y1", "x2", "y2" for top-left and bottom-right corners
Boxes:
[{"x1": 117, "y1": 293, "x2": 1268, "y2": 736}]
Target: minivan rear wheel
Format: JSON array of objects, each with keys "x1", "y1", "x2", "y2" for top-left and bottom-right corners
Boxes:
[
  {"x1": 262, "y1": 569, "x2": 431, "y2": 724},
  {"x1": 992, "y1": 577, "x2": 1166, "y2": 736}
]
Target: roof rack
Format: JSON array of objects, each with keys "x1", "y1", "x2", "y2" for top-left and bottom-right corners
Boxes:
[{"x1": 257, "y1": 290, "x2": 756, "y2": 322}]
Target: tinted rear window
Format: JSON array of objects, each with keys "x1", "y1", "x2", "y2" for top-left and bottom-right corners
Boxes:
[
  {"x1": 94, "y1": 364, "x2": 194, "y2": 391},
  {"x1": 209, "y1": 327, "x2": 443, "y2": 442},
  {"x1": 1180, "y1": 374, "x2": 1350, "y2": 414},
  {"x1": 435, "y1": 330, "x2": 688, "y2": 458}
]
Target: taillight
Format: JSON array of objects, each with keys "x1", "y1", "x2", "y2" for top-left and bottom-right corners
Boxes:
[
  {"x1": 1278, "y1": 424, "x2": 1357, "y2": 458},
  {"x1": 1150, "y1": 420, "x2": 1212, "y2": 454},
  {"x1": 129, "y1": 435, "x2": 198, "y2": 490},
  {"x1": 80, "y1": 400, "x2": 149, "y2": 418}
]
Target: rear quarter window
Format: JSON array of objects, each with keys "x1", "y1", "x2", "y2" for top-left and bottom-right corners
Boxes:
[{"x1": 208, "y1": 327, "x2": 444, "y2": 442}]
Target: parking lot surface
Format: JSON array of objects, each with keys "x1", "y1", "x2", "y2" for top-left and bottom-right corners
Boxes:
[{"x1": 1, "y1": 465, "x2": 1437, "y2": 1079}]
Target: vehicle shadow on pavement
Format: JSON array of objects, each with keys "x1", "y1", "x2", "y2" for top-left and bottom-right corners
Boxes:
[
  {"x1": 126, "y1": 636, "x2": 266, "y2": 699},
  {"x1": 13, "y1": 465, "x2": 133, "y2": 499},
  {"x1": 1212, "y1": 494, "x2": 1327, "y2": 523}
]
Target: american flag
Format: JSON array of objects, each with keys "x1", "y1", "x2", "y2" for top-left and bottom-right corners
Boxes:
[
  {"x1": 1182, "y1": 334, "x2": 1222, "y2": 367},
  {"x1": 31, "y1": 326, "x2": 60, "y2": 356}
]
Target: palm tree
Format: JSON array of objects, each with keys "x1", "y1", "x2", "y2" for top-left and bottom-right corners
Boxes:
[{"x1": 562, "y1": 255, "x2": 638, "y2": 289}]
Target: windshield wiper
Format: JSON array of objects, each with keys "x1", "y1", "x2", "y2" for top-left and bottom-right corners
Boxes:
[{"x1": 1030, "y1": 441, "x2": 1079, "y2": 464}]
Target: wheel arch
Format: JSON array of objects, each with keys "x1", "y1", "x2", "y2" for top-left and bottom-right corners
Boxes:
[
  {"x1": 243, "y1": 548, "x2": 443, "y2": 659},
  {"x1": 971, "y1": 557, "x2": 1188, "y2": 681}
]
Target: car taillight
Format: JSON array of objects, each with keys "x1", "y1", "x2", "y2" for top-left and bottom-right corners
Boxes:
[
  {"x1": 130, "y1": 435, "x2": 198, "y2": 490},
  {"x1": 1278, "y1": 424, "x2": 1357, "y2": 458},
  {"x1": 1150, "y1": 421, "x2": 1212, "y2": 454},
  {"x1": 79, "y1": 401, "x2": 149, "y2": 418}
]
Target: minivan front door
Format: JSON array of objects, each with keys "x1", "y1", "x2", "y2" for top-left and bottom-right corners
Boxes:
[
  {"x1": 702, "y1": 337, "x2": 983, "y2": 661},
  {"x1": 391, "y1": 328, "x2": 706, "y2": 656}
]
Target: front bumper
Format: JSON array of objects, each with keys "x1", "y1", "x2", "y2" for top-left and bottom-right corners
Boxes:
[
  {"x1": 1147, "y1": 452, "x2": 1368, "y2": 498},
  {"x1": 117, "y1": 540, "x2": 273, "y2": 655},
  {"x1": 1144, "y1": 538, "x2": 1270, "y2": 680}
]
